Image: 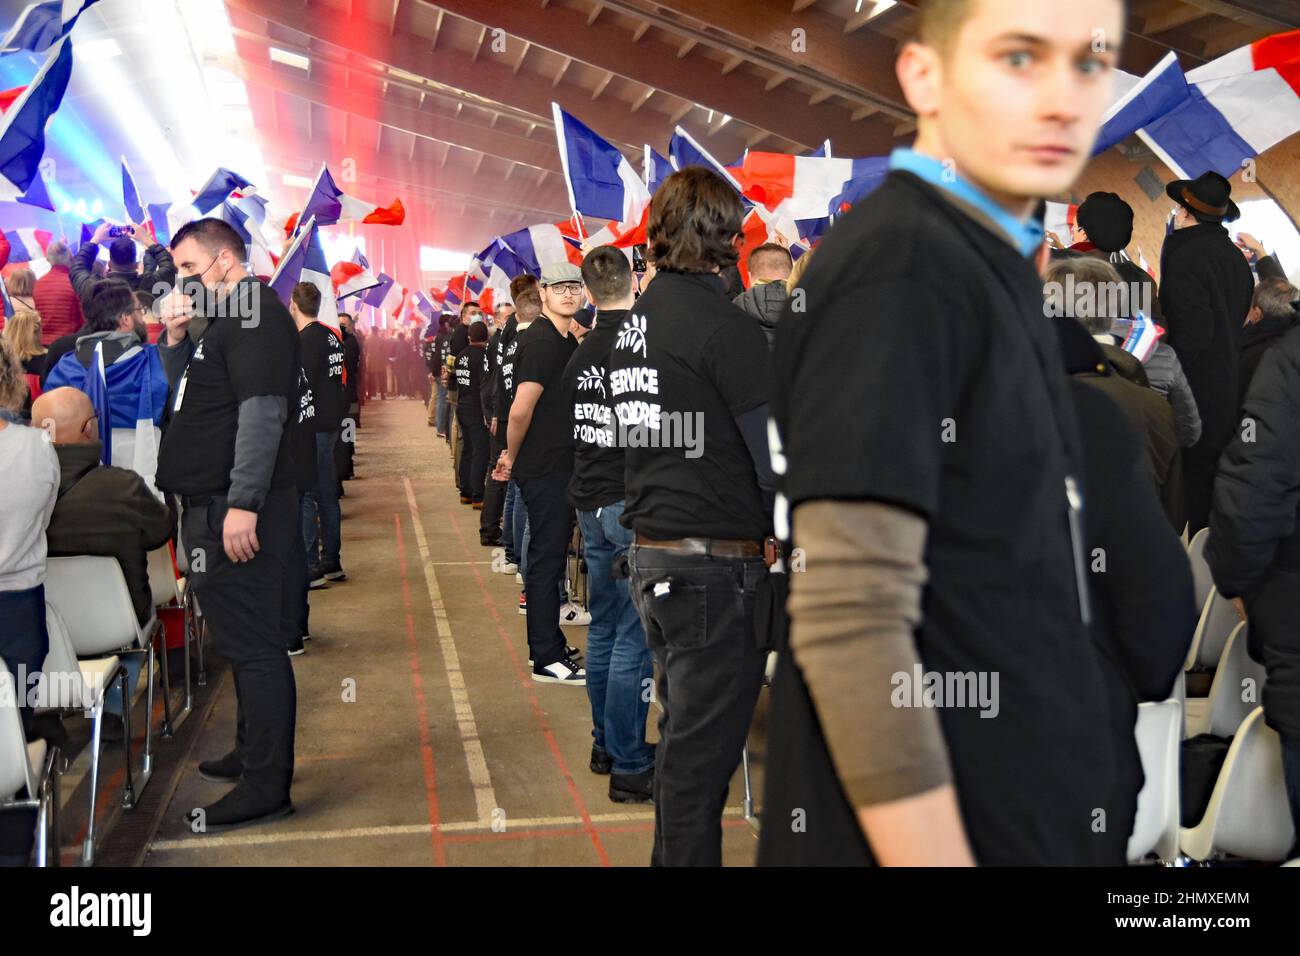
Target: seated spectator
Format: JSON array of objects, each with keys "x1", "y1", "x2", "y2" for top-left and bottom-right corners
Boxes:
[
  {"x1": 734, "y1": 243, "x2": 793, "y2": 348},
  {"x1": 5, "y1": 266, "x2": 38, "y2": 315},
  {"x1": 0, "y1": 339, "x2": 58, "y2": 866},
  {"x1": 69, "y1": 222, "x2": 176, "y2": 305},
  {"x1": 1047, "y1": 256, "x2": 1201, "y2": 449},
  {"x1": 2, "y1": 310, "x2": 48, "y2": 420},
  {"x1": 35, "y1": 386, "x2": 173, "y2": 626},
  {"x1": 32, "y1": 241, "x2": 84, "y2": 347},
  {"x1": 1046, "y1": 258, "x2": 1184, "y2": 528},
  {"x1": 1238, "y1": 276, "x2": 1300, "y2": 408}
]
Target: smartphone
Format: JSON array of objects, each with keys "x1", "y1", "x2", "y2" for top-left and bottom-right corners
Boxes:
[
  {"x1": 632, "y1": 244, "x2": 647, "y2": 274},
  {"x1": 107, "y1": 225, "x2": 134, "y2": 239}
]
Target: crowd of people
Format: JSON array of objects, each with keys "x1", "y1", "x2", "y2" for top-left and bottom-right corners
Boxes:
[{"x1": 1, "y1": 0, "x2": 1298, "y2": 868}]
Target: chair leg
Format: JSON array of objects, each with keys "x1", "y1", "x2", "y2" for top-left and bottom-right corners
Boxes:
[
  {"x1": 82, "y1": 701, "x2": 104, "y2": 866},
  {"x1": 50, "y1": 750, "x2": 61, "y2": 868},
  {"x1": 140, "y1": 647, "x2": 155, "y2": 790},
  {"x1": 741, "y1": 743, "x2": 755, "y2": 822},
  {"x1": 156, "y1": 624, "x2": 176, "y2": 738},
  {"x1": 34, "y1": 791, "x2": 47, "y2": 868},
  {"x1": 119, "y1": 668, "x2": 136, "y2": 809}
]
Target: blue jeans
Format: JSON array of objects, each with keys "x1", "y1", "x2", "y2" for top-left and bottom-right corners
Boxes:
[
  {"x1": 578, "y1": 502, "x2": 654, "y2": 774},
  {"x1": 434, "y1": 381, "x2": 450, "y2": 434},
  {"x1": 503, "y1": 480, "x2": 522, "y2": 565},
  {"x1": 301, "y1": 430, "x2": 342, "y2": 571},
  {"x1": 104, "y1": 656, "x2": 143, "y2": 719}
]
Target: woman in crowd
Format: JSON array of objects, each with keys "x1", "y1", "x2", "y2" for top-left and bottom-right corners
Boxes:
[
  {"x1": 5, "y1": 268, "x2": 38, "y2": 314},
  {"x1": 2, "y1": 310, "x2": 48, "y2": 420}
]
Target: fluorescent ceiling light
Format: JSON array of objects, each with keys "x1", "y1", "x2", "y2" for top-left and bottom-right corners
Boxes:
[
  {"x1": 74, "y1": 38, "x2": 122, "y2": 64},
  {"x1": 270, "y1": 47, "x2": 310, "y2": 70},
  {"x1": 282, "y1": 173, "x2": 314, "y2": 189}
]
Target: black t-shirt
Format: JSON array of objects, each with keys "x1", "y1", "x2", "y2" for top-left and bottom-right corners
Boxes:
[
  {"x1": 607, "y1": 272, "x2": 772, "y2": 540},
  {"x1": 289, "y1": 366, "x2": 319, "y2": 493},
  {"x1": 454, "y1": 344, "x2": 487, "y2": 418},
  {"x1": 565, "y1": 309, "x2": 628, "y2": 510},
  {"x1": 496, "y1": 319, "x2": 533, "y2": 441},
  {"x1": 341, "y1": 330, "x2": 360, "y2": 404},
  {"x1": 512, "y1": 316, "x2": 577, "y2": 481},
  {"x1": 300, "y1": 322, "x2": 345, "y2": 432},
  {"x1": 772, "y1": 169, "x2": 1126, "y2": 865},
  {"x1": 156, "y1": 277, "x2": 299, "y2": 497}
]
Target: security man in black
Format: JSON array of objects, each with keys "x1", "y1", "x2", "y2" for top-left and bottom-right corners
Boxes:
[
  {"x1": 607, "y1": 168, "x2": 776, "y2": 866},
  {"x1": 155, "y1": 218, "x2": 300, "y2": 831},
  {"x1": 453, "y1": 320, "x2": 490, "y2": 506}
]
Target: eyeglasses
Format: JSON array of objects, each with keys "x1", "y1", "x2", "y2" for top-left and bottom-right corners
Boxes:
[{"x1": 547, "y1": 282, "x2": 583, "y2": 296}]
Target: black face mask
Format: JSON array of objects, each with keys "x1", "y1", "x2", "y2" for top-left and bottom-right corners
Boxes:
[{"x1": 178, "y1": 255, "x2": 229, "y2": 315}]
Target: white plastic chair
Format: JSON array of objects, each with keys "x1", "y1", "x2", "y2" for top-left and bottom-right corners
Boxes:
[
  {"x1": 1185, "y1": 623, "x2": 1267, "y2": 739},
  {"x1": 1185, "y1": 589, "x2": 1240, "y2": 674},
  {"x1": 1128, "y1": 699, "x2": 1182, "y2": 863},
  {"x1": 0, "y1": 661, "x2": 60, "y2": 866},
  {"x1": 36, "y1": 601, "x2": 133, "y2": 865},
  {"x1": 45, "y1": 556, "x2": 167, "y2": 798},
  {"x1": 1180, "y1": 707, "x2": 1296, "y2": 862},
  {"x1": 1186, "y1": 528, "x2": 1213, "y2": 614}
]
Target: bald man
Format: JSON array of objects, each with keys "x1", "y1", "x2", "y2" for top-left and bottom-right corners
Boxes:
[{"x1": 36, "y1": 387, "x2": 173, "y2": 628}]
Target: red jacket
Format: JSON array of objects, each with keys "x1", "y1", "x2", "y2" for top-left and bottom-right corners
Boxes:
[{"x1": 33, "y1": 264, "x2": 84, "y2": 346}]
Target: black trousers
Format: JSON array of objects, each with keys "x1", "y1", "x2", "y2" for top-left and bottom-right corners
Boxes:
[
  {"x1": 518, "y1": 470, "x2": 572, "y2": 668},
  {"x1": 456, "y1": 405, "x2": 489, "y2": 503},
  {"x1": 1183, "y1": 441, "x2": 1225, "y2": 536},
  {"x1": 628, "y1": 544, "x2": 767, "y2": 866},
  {"x1": 480, "y1": 427, "x2": 508, "y2": 540},
  {"x1": 182, "y1": 487, "x2": 298, "y2": 803}
]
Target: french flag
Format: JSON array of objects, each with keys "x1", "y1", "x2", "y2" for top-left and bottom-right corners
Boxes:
[
  {"x1": 644, "y1": 145, "x2": 672, "y2": 195},
  {"x1": 0, "y1": 35, "x2": 70, "y2": 208},
  {"x1": 0, "y1": 0, "x2": 99, "y2": 55},
  {"x1": 1122, "y1": 311, "x2": 1163, "y2": 364},
  {"x1": 3, "y1": 227, "x2": 51, "y2": 262},
  {"x1": 121, "y1": 155, "x2": 147, "y2": 223},
  {"x1": 499, "y1": 221, "x2": 585, "y2": 275},
  {"x1": 191, "y1": 167, "x2": 253, "y2": 215},
  {"x1": 84, "y1": 340, "x2": 112, "y2": 465},
  {"x1": 552, "y1": 104, "x2": 650, "y2": 225},
  {"x1": 361, "y1": 272, "x2": 394, "y2": 309},
  {"x1": 669, "y1": 125, "x2": 745, "y2": 194},
  {"x1": 737, "y1": 205, "x2": 806, "y2": 287},
  {"x1": 332, "y1": 248, "x2": 380, "y2": 300},
  {"x1": 295, "y1": 163, "x2": 404, "y2": 231},
  {"x1": 1097, "y1": 29, "x2": 1300, "y2": 180},
  {"x1": 733, "y1": 151, "x2": 890, "y2": 222}
]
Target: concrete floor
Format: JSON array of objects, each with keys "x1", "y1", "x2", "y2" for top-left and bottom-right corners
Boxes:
[{"x1": 141, "y1": 397, "x2": 761, "y2": 867}]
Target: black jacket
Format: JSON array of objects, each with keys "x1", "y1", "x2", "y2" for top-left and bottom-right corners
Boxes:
[
  {"x1": 45, "y1": 442, "x2": 174, "y2": 627},
  {"x1": 70, "y1": 240, "x2": 177, "y2": 305},
  {"x1": 733, "y1": 280, "x2": 789, "y2": 349},
  {"x1": 1208, "y1": 322, "x2": 1300, "y2": 738},
  {"x1": 1158, "y1": 223, "x2": 1255, "y2": 453}
]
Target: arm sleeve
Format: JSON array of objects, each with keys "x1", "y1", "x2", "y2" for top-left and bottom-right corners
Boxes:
[
  {"x1": 788, "y1": 499, "x2": 954, "y2": 806},
  {"x1": 129, "y1": 473, "x2": 176, "y2": 550},
  {"x1": 157, "y1": 335, "x2": 195, "y2": 393},
  {"x1": 1257, "y1": 253, "x2": 1286, "y2": 281},
  {"x1": 140, "y1": 243, "x2": 177, "y2": 294},
  {"x1": 735, "y1": 403, "x2": 776, "y2": 513},
  {"x1": 1165, "y1": 352, "x2": 1203, "y2": 447},
  {"x1": 226, "y1": 395, "x2": 288, "y2": 512},
  {"x1": 70, "y1": 242, "x2": 98, "y2": 305},
  {"x1": 1206, "y1": 342, "x2": 1300, "y2": 600}
]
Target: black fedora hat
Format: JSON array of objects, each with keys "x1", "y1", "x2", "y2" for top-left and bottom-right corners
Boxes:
[{"x1": 1166, "y1": 171, "x2": 1240, "y2": 223}]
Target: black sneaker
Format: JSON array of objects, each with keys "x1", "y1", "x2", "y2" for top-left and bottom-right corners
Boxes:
[
  {"x1": 198, "y1": 751, "x2": 243, "y2": 785},
  {"x1": 288, "y1": 635, "x2": 306, "y2": 656},
  {"x1": 590, "y1": 746, "x2": 612, "y2": 775},
  {"x1": 188, "y1": 788, "x2": 294, "y2": 834},
  {"x1": 532, "y1": 655, "x2": 586, "y2": 686},
  {"x1": 323, "y1": 565, "x2": 347, "y2": 582},
  {"x1": 529, "y1": 645, "x2": 581, "y2": 666},
  {"x1": 308, "y1": 571, "x2": 328, "y2": 590},
  {"x1": 609, "y1": 767, "x2": 654, "y2": 804}
]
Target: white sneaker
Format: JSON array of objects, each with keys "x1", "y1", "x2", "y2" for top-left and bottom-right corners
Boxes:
[
  {"x1": 560, "y1": 602, "x2": 592, "y2": 627},
  {"x1": 500, "y1": 561, "x2": 519, "y2": 574},
  {"x1": 515, "y1": 572, "x2": 524, "y2": 584},
  {"x1": 532, "y1": 656, "x2": 586, "y2": 685}
]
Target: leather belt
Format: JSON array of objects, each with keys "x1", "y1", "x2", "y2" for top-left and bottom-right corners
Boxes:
[{"x1": 634, "y1": 533, "x2": 764, "y2": 558}]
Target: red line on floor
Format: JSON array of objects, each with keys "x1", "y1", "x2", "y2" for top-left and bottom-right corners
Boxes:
[
  {"x1": 442, "y1": 503, "x2": 612, "y2": 868},
  {"x1": 394, "y1": 512, "x2": 446, "y2": 867}
]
